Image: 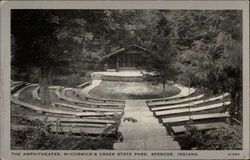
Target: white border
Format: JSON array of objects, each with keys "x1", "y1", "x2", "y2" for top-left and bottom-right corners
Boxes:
[{"x1": 1, "y1": 1, "x2": 249, "y2": 160}]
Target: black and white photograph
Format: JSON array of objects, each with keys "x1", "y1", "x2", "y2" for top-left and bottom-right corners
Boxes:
[{"x1": 1, "y1": 1, "x2": 249, "y2": 160}]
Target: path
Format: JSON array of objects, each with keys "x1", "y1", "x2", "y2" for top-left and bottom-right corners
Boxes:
[
  {"x1": 79, "y1": 80, "x2": 101, "y2": 97},
  {"x1": 168, "y1": 84, "x2": 195, "y2": 99},
  {"x1": 113, "y1": 100, "x2": 180, "y2": 150}
]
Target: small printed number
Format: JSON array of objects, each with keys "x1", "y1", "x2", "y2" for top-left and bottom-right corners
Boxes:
[{"x1": 228, "y1": 153, "x2": 240, "y2": 156}]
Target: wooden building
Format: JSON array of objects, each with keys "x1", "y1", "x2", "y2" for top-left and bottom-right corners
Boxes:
[{"x1": 100, "y1": 45, "x2": 148, "y2": 71}]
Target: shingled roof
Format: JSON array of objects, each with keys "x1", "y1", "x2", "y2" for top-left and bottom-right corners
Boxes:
[{"x1": 101, "y1": 44, "x2": 148, "y2": 61}]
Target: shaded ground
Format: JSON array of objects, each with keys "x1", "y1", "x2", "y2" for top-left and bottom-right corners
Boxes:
[
  {"x1": 113, "y1": 100, "x2": 180, "y2": 149},
  {"x1": 89, "y1": 81, "x2": 181, "y2": 100}
]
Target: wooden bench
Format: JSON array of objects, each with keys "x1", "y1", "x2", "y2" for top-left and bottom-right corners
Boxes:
[
  {"x1": 171, "y1": 122, "x2": 226, "y2": 134},
  {"x1": 33, "y1": 85, "x2": 60, "y2": 101},
  {"x1": 13, "y1": 83, "x2": 38, "y2": 98},
  {"x1": 146, "y1": 87, "x2": 196, "y2": 104},
  {"x1": 11, "y1": 82, "x2": 27, "y2": 94},
  {"x1": 151, "y1": 93, "x2": 229, "y2": 112},
  {"x1": 76, "y1": 81, "x2": 91, "y2": 88},
  {"x1": 154, "y1": 101, "x2": 231, "y2": 117},
  {"x1": 15, "y1": 115, "x2": 116, "y2": 124},
  {"x1": 73, "y1": 88, "x2": 125, "y2": 104},
  {"x1": 162, "y1": 112, "x2": 229, "y2": 124},
  {"x1": 59, "y1": 123, "x2": 111, "y2": 128},
  {"x1": 148, "y1": 94, "x2": 204, "y2": 108},
  {"x1": 11, "y1": 97, "x2": 123, "y2": 117},
  {"x1": 55, "y1": 87, "x2": 124, "y2": 108},
  {"x1": 53, "y1": 102, "x2": 124, "y2": 113},
  {"x1": 11, "y1": 81, "x2": 23, "y2": 86},
  {"x1": 11, "y1": 124, "x2": 112, "y2": 135}
]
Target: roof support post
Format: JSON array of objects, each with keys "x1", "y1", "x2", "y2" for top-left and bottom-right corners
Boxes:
[
  {"x1": 116, "y1": 55, "x2": 119, "y2": 72},
  {"x1": 123, "y1": 51, "x2": 125, "y2": 67}
]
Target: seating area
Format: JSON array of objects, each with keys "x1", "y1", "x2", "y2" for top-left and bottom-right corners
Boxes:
[
  {"x1": 73, "y1": 88, "x2": 125, "y2": 104},
  {"x1": 11, "y1": 81, "x2": 30, "y2": 94},
  {"x1": 145, "y1": 86, "x2": 196, "y2": 104},
  {"x1": 55, "y1": 87, "x2": 125, "y2": 108},
  {"x1": 32, "y1": 85, "x2": 60, "y2": 101},
  {"x1": 10, "y1": 80, "x2": 234, "y2": 148},
  {"x1": 171, "y1": 122, "x2": 226, "y2": 135},
  {"x1": 11, "y1": 81, "x2": 124, "y2": 136},
  {"x1": 148, "y1": 94, "x2": 205, "y2": 108},
  {"x1": 146, "y1": 91, "x2": 231, "y2": 136}
]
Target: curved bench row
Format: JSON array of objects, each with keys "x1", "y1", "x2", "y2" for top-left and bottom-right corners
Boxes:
[
  {"x1": 73, "y1": 88, "x2": 125, "y2": 104},
  {"x1": 11, "y1": 81, "x2": 24, "y2": 87},
  {"x1": 11, "y1": 124, "x2": 112, "y2": 135},
  {"x1": 31, "y1": 81, "x2": 125, "y2": 105},
  {"x1": 32, "y1": 85, "x2": 60, "y2": 101},
  {"x1": 155, "y1": 101, "x2": 230, "y2": 117},
  {"x1": 162, "y1": 112, "x2": 229, "y2": 125},
  {"x1": 76, "y1": 81, "x2": 92, "y2": 88},
  {"x1": 171, "y1": 122, "x2": 226, "y2": 135},
  {"x1": 146, "y1": 85, "x2": 196, "y2": 104},
  {"x1": 55, "y1": 87, "x2": 124, "y2": 108},
  {"x1": 11, "y1": 97, "x2": 123, "y2": 117},
  {"x1": 13, "y1": 83, "x2": 38, "y2": 98},
  {"x1": 11, "y1": 81, "x2": 123, "y2": 136},
  {"x1": 74, "y1": 81, "x2": 125, "y2": 104},
  {"x1": 11, "y1": 81, "x2": 27, "y2": 94},
  {"x1": 148, "y1": 94, "x2": 205, "y2": 108},
  {"x1": 151, "y1": 93, "x2": 230, "y2": 112},
  {"x1": 17, "y1": 115, "x2": 117, "y2": 125},
  {"x1": 52, "y1": 102, "x2": 124, "y2": 113},
  {"x1": 147, "y1": 91, "x2": 231, "y2": 135}
]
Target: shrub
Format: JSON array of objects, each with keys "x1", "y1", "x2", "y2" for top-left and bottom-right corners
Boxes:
[
  {"x1": 198, "y1": 125, "x2": 242, "y2": 150},
  {"x1": 185, "y1": 122, "x2": 242, "y2": 150},
  {"x1": 11, "y1": 115, "x2": 120, "y2": 150}
]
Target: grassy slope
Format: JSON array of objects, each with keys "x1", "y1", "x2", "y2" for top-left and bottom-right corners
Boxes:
[{"x1": 89, "y1": 81, "x2": 181, "y2": 100}]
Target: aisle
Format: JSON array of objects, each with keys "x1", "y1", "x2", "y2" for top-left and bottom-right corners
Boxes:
[
  {"x1": 113, "y1": 100, "x2": 180, "y2": 150},
  {"x1": 79, "y1": 80, "x2": 101, "y2": 97}
]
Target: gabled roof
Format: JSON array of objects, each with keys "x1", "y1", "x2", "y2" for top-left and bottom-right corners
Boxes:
[{"x1": 101, "y1": 44, "x2": 148, "y2": 61}]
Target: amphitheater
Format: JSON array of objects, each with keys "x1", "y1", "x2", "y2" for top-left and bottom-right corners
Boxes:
[{"x1": 11, "y1": 70, "x2": 231, "y2": 150}]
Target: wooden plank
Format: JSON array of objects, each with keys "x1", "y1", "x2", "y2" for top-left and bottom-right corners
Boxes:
[
  {"x1": 146, "y1": 87, "x2": 196, "y2": 103},
  {"x1": 16, "y1": 115, "x2": 116, "y2": 124},
  {"x1": 151, "y1": 93, "x2": 229, "y2": 112},
  {"x1": 53, "y1": 102, "x2": 124, "y2": 112},
  {"x1": 162, "y1": 112, "x2": 229, "y2": 124},
  {"x1": 11, "y1": 82, "x2": 26, "y2": 94},
  {"x1": 11, "y1": 124, "x2": 111, "y2": 135},
  {"x1": 76, "y1": 81, "x2": 91, "y2": 88},
  {"x1": 32, "y1": 86, "x2": 40, "y2": 101},
  {"x1": 155, "y1": 101, "x2": 231, "y2": 117},
  {"x1": 60, "y1": 123, "x2": 110, "y2": 128},
  {"x1": 55, "y1": 87, "x2": 124, "y2": 108},
  {"x1": 12, "y1": 84, "x2": 38, "y2": 98},
  {"x1": 74, "y1": 89, "x2": 125, "y2": 104},
  {"x1": 11, "y1": 81, "x2": 23, "y2": 86},
  {"x1": 11, "y1": 98, "x2": 123, "y2": 117},
  {"x1": 149, "y1": 94, "x2": 205, "y2": 107},
  {"x1": 33, "y1": 85, "x2": 61, "y2": 101},
  {"x1": 171, "y1": 122, "x2": 226, "y2": 134}
]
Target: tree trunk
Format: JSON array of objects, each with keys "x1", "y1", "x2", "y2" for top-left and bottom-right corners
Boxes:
[
  {"x1": 235, "y1": 91, "x2": 242, "y2": 121},
  {"x1": 39, "y1": 66, "x2": 50, "y2": 105},
  {"x1": 229, "y1": 90, "x2": 241, "y2": 121},
  {"x1": 162, "y1": 82, "x2": 166, "y2": 98}
]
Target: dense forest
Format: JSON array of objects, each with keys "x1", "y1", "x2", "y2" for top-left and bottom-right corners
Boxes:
[{"x1": 11, "y1": 10, "x2": 242, "y2": 121}]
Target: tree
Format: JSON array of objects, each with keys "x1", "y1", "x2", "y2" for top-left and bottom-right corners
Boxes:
[
  {"x1": 11, "y1": 10, "x2": 108, "y2": 104},
  {"x1": 141, "y1": 13, "x2": 178, "y2": 98},
  {"x1": 174, "y1": 10, "x2": 242, "y2": 120}
]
